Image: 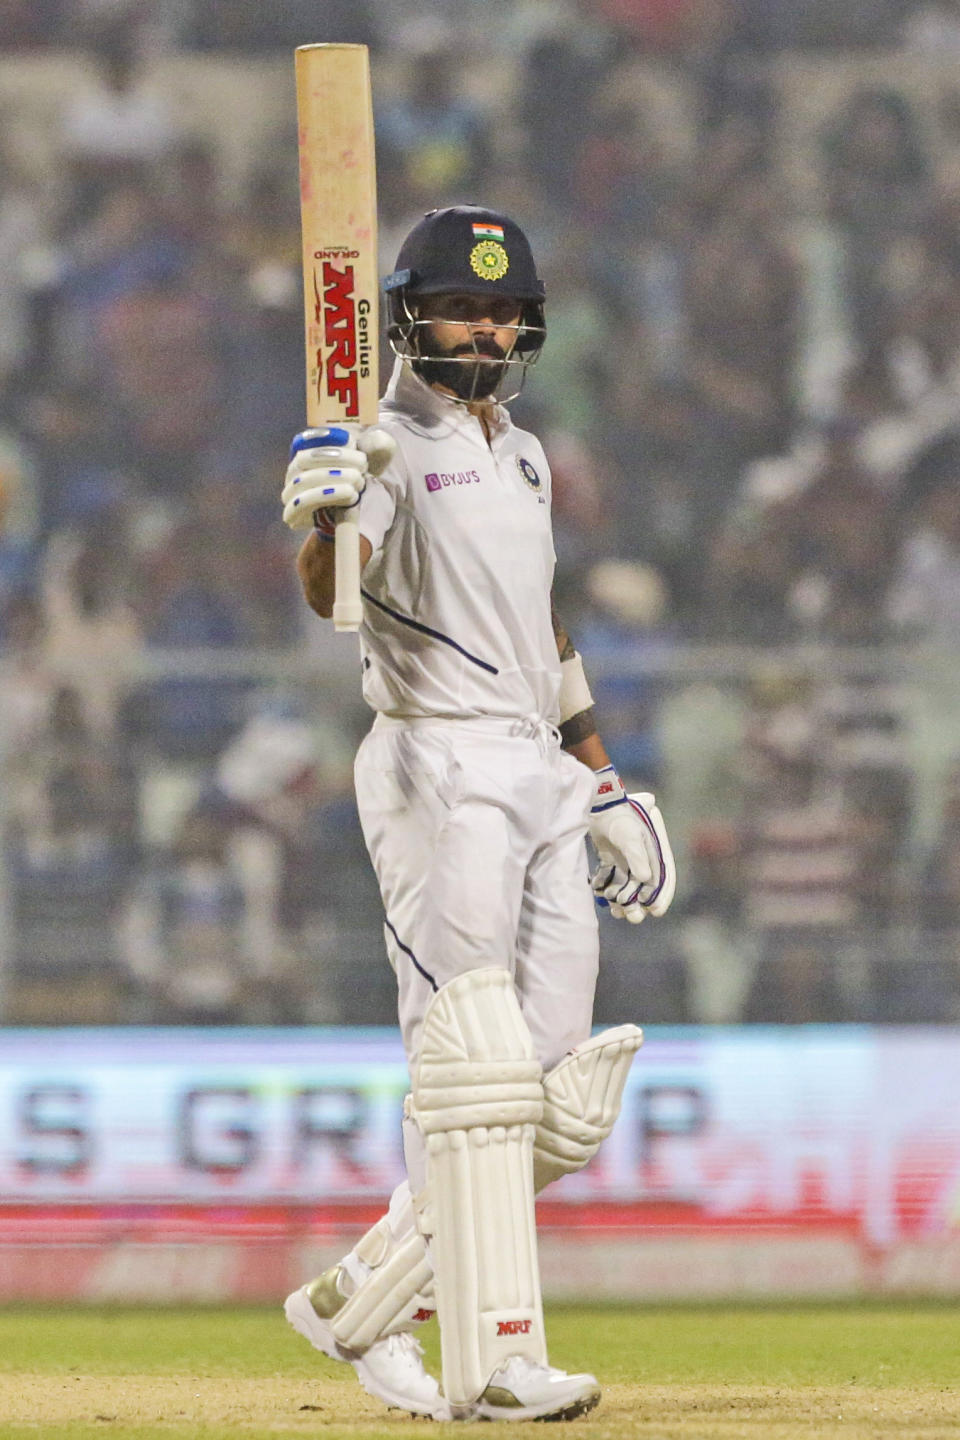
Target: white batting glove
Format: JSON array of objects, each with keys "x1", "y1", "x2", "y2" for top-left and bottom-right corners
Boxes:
[
  {"x1": 281, "y1": 424, "x2": 396, "y2": 532},
  {"x1": 588, "y1": 765, "x2": 677, "y2": 924}
]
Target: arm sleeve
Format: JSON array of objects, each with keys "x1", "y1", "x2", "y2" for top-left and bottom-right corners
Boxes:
[{"x1": 356, "y1": 442, "x2": 405, "y2": 554}]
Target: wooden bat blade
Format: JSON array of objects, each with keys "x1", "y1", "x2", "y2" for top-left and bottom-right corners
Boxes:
[
  {"x1": 295, "y1": 43, "x2": 379, "y2": 633},
  {"x1": 296, "y1": 43, "x2": 379, "y2": 429}
]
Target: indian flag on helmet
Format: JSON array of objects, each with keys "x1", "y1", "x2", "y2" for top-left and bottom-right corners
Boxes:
[{"x1": 472, "y1": 221, "x2": 504, "y2": 240}]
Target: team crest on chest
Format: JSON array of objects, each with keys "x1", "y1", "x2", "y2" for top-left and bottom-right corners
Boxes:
[{"x1": 516, "y1": 455, "x2": 542, "y2": 493}]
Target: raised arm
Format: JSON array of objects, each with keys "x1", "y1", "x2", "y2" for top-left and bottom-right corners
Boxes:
[
  {"x1": 297, "y1": 529, "x2": 373, "y2": 620},
  {"x1": 282, "y1": 424, "x2": 395, "y2": 620}
]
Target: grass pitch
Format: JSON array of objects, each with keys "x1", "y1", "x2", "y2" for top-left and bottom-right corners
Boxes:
[{"x1": 0, "y1": 1303, "x2": 958, "y2": 1438}]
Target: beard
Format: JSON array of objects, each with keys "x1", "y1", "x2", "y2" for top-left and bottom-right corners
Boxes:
[{"x1": 414, "y1": 336, "x2": 509, "y2": 400}]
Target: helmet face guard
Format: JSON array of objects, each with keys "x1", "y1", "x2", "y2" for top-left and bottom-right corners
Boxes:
[
  {"x1": 384, "y1": 206, "x2": 546, "y2": 405},
  {"x1": 386, "y1": 295, "x2": 546, "y2": 403}
]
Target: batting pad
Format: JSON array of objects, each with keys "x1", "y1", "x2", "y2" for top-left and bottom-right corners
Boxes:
[
  {"x1": 412, "y1": 967, "x2": 546, "y2": 1406},
  {"x1": 330, "y1": 1217, "x2": 435, "y2": 1352},
  {"x1": 533, "y1": 1024, "x2": 644, "y2": 1191}
]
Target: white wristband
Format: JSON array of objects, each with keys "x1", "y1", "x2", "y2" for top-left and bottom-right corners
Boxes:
[{"x1": 558, "y1": 651, "x2": 594, "y2": 724}]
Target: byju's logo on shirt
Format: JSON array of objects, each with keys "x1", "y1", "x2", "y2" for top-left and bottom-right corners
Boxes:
[{"x1": 424, "y1": 471, "x2": 480, "y2": 492}]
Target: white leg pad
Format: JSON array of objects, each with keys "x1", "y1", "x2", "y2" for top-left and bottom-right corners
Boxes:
[
  {"x1": 533, "y1": 1024, "x2": 644, "y2": 1191},
  {"x1": 411, "y1": 967, "x2": 546, "y2": 1407},
  {"x1": 326, "y1": 1021, "x2": 643, "y2": 1358},
  {"x1": 331, "y1": 1219, "x2": 435, "y2": 1351}
]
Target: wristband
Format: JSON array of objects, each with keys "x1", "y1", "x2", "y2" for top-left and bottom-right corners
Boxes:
[{"x1": 558, "y1": 651, "x2": 594, "y2": 724}]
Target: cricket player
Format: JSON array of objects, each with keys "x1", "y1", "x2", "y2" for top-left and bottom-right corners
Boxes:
[{"x1": 280, "y1": 206, "x2": 676, "y2": 1422}]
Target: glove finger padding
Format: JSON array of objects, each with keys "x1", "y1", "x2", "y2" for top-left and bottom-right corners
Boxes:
[
  {"x1": 589, "y1": 779, "x2": 677, "y2": 923},
  {"x1": 287, "y1": 443, "x2": 370, "y2": 478},
  {"x1": 281, "y1": 425, "x2": 396, "y2": 532},
  {"x1": 590, "y1": 859, "x2": 647, "y2": 924},
  {"x1": 281, "y1": 467, "x2": 366, "y2": 528}
]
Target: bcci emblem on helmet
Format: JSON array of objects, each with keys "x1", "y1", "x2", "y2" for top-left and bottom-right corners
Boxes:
[{"x1": 470, "y1": 239, "x2": 509, "y2": 282}]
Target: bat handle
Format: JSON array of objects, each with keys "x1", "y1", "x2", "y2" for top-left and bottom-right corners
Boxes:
[{"x1": 332, "y1": 508, "x2": 363, "y2": 633}]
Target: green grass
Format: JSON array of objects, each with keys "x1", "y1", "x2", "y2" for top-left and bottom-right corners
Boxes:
[
  {"x1": 2, "y1": 1303, "x2": 958, "y2": 1387},
  {"x1": 1, "y1": 1303, "x2": 958, "y2": 1438},
  {"x1": 566, "y1": 1302, "x2": 960, "y2": 1387}
]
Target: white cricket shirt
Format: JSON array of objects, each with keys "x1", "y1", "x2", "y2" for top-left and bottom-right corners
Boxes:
[{"x1": 355, "y1": 359, "x2": 561, "y2": 723}]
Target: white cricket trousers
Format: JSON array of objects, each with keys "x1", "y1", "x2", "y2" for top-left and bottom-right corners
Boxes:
[{"x1": 354, "y1": 713, "x2": 600, "y2": 1072}]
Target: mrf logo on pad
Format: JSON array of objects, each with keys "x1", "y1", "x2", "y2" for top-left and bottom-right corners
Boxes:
[
  {"x1": 311, "y1": 251, "x2": 374, "y2": 421},
  {"x1": 496, "y1": 1319, "x2": 532, "y2": 1337}
]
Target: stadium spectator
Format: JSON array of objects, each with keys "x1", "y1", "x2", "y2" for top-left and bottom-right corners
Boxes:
[
  {"x1": 120, "y1": 802, "x2": 259, "y2": 1024},
  {"x1": 516, "y1": 26, "x2": 610, "y2": 206},
  {"x1": 5, "y1": 682, "x2": 138, "y2": 1023},
  {"x1": 735, "y1": 680, "x2": 860, "y2": 1021},
  {"x1": 820, "y1": 87, "x2": 933, "y2": 348},
  {"x1": 887, "y1": 438, "x2": 960, "y2": 644},
  {"x1": 0, "y1": 0, "x2": 68, "y2": 49},
  {"x1": 585, "y1": 0, "x2": 705, "y2": 55},
  {"x1": 521, "y1": 230, "x2": 609, "y2": 440},
  {"x1": 51, "y1": 174, "x2": 189, "y2": 393},
  {"x1": 918, "y1": 766, "x2": 960, "y2": 926},
  {"x1": 685, "y1": 197, "x2": 800, "y2": 467},
  {"x1": 375, "y1": 41, "x2": 492, "y2": 214},
  {"x1": 0, "y1": 425, "x2": 40, "y2": 632},
  {"x1": 95, "y1": 249, "x2": 225, "y2": 494},
  {"x1": 0, "y1": 593, "x2": 53, "y2": 744},
  {"x1": 39, "y1": 520, "x2": 142, "y2": 738},
  {"x1": 902, "y1": 0, "x2": 960, "y2": 53},
  {"x1": 182, "y1": 0, "x2": 380, "y2": 52},
  {"x1": 217, "y1": 156, "x2": 306, "y2": 466},
  {"x1": 708, "y1": 410, "x2": 898, "y2": 642},
  {"x1": 133, "y1": 517, "x2": 253, "y2": 761},
  {"x1": 58, "y1": 11, "x2": 181, "y2": 224},
  {"x1": 209, "y1": 710, "x2": 388, "y2": 1022},
  {"x1": 0, "y1": 136, "x2": 47, "y2": 391}
]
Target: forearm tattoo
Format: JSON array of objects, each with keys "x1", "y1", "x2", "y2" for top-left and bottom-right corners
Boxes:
[
  {"x1": 559, "y1": 707, "x2": 598, "y2": 748},
  {"x1": 551, "y1": 604, "x2": 576, "y2": 663}
]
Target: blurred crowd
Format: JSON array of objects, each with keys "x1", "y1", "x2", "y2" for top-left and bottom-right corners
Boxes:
[{"x1": 1, "y1": 0, "x2": 959, "y2": 1027}]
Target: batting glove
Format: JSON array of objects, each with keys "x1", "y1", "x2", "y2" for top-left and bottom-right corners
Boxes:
[
  {"x1": 588, "y1": 765, "x2": 677, "y2": 924},
  {"x1": 281, "y1": 424, "x2": 396, "y2": 533}
]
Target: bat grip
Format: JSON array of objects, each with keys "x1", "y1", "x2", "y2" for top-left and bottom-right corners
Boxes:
[{"x1": 332, "y1": 508, "x2": 363, "y2": 633}]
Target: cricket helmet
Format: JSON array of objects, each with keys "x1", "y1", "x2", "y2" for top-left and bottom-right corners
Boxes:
[{"x1": 384, "y1": 205, "x2": 546, "y2": 401}]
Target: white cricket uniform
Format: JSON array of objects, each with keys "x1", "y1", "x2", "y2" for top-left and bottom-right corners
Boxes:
[{"x1": 351, "y1": 359, "x2": 598, "y2": 1072}]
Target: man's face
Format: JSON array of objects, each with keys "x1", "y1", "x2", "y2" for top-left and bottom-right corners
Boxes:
[
  {"x1": 418, "y1": 293, "x2": 522, "y2": 353},
  {"x1": 414, "y1": 292, "x2": 522, "y2": 400}
]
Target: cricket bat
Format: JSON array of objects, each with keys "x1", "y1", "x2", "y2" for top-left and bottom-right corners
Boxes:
[{"x1": 295, "y1": 43, "x2": 379, "y2": 633}]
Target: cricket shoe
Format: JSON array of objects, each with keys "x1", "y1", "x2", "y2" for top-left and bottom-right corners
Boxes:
[
  {"x1": 469, "y1": 1354, "x2": 601, "y2": 1422},
  {"x1": 284, "y1": 1271, "x2": 450, "y2": 1421}
]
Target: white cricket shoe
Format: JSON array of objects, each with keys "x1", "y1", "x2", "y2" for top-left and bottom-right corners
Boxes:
[
  {"x1": 284, "y1": 1272, "x2": 450, "y2": 1421},
  {"x1": 470, "y1": 1354, "x2": 601, "y2": 1422}
]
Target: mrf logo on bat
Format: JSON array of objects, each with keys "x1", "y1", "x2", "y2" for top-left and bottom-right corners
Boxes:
[{"x1": 310, "y1": 246, "x2": 373, "y2": 420}]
